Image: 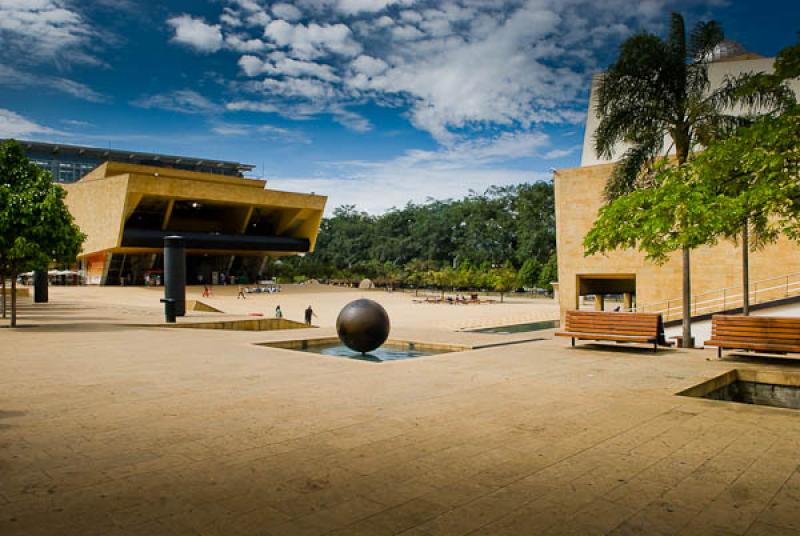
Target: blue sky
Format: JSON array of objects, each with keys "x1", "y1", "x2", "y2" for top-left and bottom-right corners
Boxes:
[{"x1": 1, "y1": 0, "x2": 798, "y2": 212}]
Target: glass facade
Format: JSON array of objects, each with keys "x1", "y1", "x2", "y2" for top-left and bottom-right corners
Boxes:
[{"x1": 31, "y1": 158, "x2": 100, "y2": 184}]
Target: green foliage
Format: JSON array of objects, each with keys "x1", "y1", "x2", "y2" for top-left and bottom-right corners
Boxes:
[
  {"x1": 686, "y1": 104, "x2": 800, "y2": 244},
  {"x1": 584, "y1": 163, "x2": 738, "y2": 263},
  {"x1": 537, "y1": 253, "x2": 558, "y2": 291},
  {"x1": 276, "y1": 181, "x2": 556, "y2": 289},
  {"x1": 0, "y1": 140, "x2": 86, "y2": 325},
  {"x1": 516, "y1": 258, "x2": 542, "y2": 288}
]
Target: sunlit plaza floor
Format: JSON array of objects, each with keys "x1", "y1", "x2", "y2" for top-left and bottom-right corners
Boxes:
[{"x1": 2, "y1": 286, "x2": 800, "y2": 535}]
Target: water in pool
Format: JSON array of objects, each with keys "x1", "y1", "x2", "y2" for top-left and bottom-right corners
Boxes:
[
  {"x1": 259, "y1": 338, "x2": 462, "y2": 362},
  {"x1": 471, "y1": 319, "x2": 560, "y2": 334},
  {"x1": 307, "y1": 343, "x2": 444, "y2": 362}
]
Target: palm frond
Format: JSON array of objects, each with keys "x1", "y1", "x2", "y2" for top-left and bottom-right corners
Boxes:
[
  {"x1": 688, "y1": 20, "x2": 724, "y2": 61},
  {"x1": 692, "y1": 113, "x2": 747, "y2": 146},
  {"x1": 668, "y1": 13, "x2": 687, "y2": 61},
  {"x1": 604, "y1": 133, "x2": 664, "y2": 201},
  {"x1": 774, "y1": 41, "x2": 800, "y2": 80},
  {"x1": 706, "y1": 73, "x2": 795, "y2": 116},
  {"x1": 594, "y1": 34, "x2": 678, "y2": 159}
]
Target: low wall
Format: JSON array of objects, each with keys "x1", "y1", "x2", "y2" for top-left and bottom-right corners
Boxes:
[{"x1": 164, "y1": 317, "x2": 309, "y2": 331}]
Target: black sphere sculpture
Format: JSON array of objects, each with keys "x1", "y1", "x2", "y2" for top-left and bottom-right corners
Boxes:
[{"x1": 336, "y1": 299, "x2": 391, "y2": 353}]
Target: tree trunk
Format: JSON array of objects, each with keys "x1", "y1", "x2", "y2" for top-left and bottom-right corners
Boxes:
[
  {"x1": 681, "y1": 247, "x2": 692, "y2": 348},
  {"x1": 742, "y1": 223, "x2": 750, "y2": 316},
  {"x1": 10, "y1": 274, "x2": 17, "y2": 328},
  {"x1": 1, "y1": 275, "x2": 5, "y2": 319}
]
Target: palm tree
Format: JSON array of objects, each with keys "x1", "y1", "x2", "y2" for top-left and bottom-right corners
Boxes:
[{"x1": 593, "y1": 13, "x2": 786, "y2": 347}]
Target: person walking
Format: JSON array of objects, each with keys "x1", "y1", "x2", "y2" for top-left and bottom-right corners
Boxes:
[
  {"x1": 237, "y1": 286, "x2": 246, "y2": 299},
  {"x1": 202, "y1": 285, "x2": 210, "y2": 298},
  {"x1": 275, "y1": 305, "x2": 283, "y2": 318},
  {"x1": 304, "y1": 305, "x2": 317, "y2": 326}
]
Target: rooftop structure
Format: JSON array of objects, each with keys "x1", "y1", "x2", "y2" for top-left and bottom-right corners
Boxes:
[{"x1": 11, "y1": 139, "x2": 255, "y2": 183}]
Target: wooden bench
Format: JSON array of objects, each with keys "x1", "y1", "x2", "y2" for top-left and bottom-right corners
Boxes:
[
  {"x1": 705, "y1": 315, "x2": 800, "y2": 359},
  {"x1": 555, "y1": 310, "x2": 667, "y2": 352}
]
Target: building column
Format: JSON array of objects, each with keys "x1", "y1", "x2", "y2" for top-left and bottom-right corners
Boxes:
[
  {"x1": 594, "y1": 294, "x2": 604, "y2": 311},
  {"x1": 623, "y1": 292, "x2": 632, "y2": 311}
]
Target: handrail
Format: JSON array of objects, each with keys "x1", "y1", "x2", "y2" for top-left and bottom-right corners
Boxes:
[{"x1": 632, "y1": 271, "x2": 800, "y2": 321}]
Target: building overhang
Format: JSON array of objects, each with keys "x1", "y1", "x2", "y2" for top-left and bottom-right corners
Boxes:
[{"x1": 63, "y1": 161, "x2": 326, "y2": 258}]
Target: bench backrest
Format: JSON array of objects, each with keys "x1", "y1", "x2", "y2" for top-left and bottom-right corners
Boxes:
[
  {"x1": 565, "y1": 310, "x2": 662, "y2": 337},
  {"x1": 711, "y1": 315, "x2": 800, "y2": 346}
]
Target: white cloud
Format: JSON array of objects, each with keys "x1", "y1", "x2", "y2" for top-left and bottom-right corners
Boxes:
[
  {"x1": 238, "y1": 54, "x2": 340, "y2": 81},
  {"x1": 0, "y1": 64, "x2": 106, "y2": 102},
  {"x1": 167, "y1": 14, "x2": 224, "y2": 53},
  {"x1": 0, "y1": 108, "x2": 59, "y2": 138},
  {"x1": 211, "y1": 122, "x2": 311, "y2": 143},
  {"x1": 225, "y1": 33, "x2": 268, "y2": 52},
  {"x1": 60, "y1": 119, "x2": 93, "y2": 127},
  {"x1": 263, "y1": 20, "x2": 362, "y2": 58},
  {"x1": 300, "y1": 0, "x2": 416, "y2": 15},
  {"x1": 133, "y1": 90, "x2": 222, "y2": 114},
  {"x1": 351, "y1": 55, "x2": 388, "y2": 76},
  {"x1": 225, "y1": 100, "x2": 281, "y2": 114},
  {"x1": 331, "y1": 108, "x2": 372, "y2": 132},
  {"x1": 391, "y1": 25, "x2": 424, "y2": 41},
  {"x1": 261, "y1": 77, "x2": 337, "y2": 98},
  {"x1": 0, "y1": 0, "x2": 97, "y2": 64},
  {"x1": 272, "y1": 3, "x2": 303, "y2": 21}
]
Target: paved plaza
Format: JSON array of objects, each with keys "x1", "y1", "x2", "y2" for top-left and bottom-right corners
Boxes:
[{"x1": 2, "y1": 286, "x2": 800, "y2": 535}]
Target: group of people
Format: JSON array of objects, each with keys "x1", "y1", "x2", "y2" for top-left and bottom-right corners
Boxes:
[
  {"x1": 197, "y1": 273, "x2": 239, "y2": 286},
  {"x1": 273, "y1": 304, "x2": 317, "y2": 326}
]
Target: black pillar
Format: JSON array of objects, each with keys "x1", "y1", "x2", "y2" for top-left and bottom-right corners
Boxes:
[
  {"x1": 164, "y1": 236, "x2": 186, "y2": 317},
  {"x1": 33, "y1": 270, "x2": 49, "y2": 303}
]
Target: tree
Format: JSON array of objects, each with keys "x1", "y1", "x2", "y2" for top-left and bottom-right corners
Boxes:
[
  {"x1": 0, "y1": 140, "x2": 85, "y2": 327},
  {"x1": 684, "y1": 102, "x2": 800, "y2": 304},
  {"x1": 700, "y1": 39, "x2": 798, "y2": 315},
  {"x1": 592, "y1": 12, "x2": 786, "y2": 346},
  {"x1": 514, "y1": 181, "x2": 556, "y2": 265},
  {"x1": 537, "y1": 253, "x2": 558, "y2": 292},
  {"x1": 488, "y1": 264, "x2": 518, "y2": 303},
  {"x1": 517, "y1": 258, "x2": 542, "y2": 289}
]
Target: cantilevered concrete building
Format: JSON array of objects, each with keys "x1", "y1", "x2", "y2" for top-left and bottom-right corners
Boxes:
[{"x1": 15, "y1": 141, "x2": 326, "y2": 285}]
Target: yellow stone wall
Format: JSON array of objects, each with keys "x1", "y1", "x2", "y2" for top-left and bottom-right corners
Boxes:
[
  {"x1": 554, "y1": 163, "x2": 800, "y2": 323},
  {"x1": 62, "y1": 172, "x2": 130, "y2": 256}
]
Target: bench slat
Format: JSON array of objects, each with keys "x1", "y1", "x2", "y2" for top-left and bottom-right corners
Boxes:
[
  {"x1": 568, "y1": 319, "x2": 656, "y2": 327},
  {"x1": 555, "y1": 332, "x2": 655, "y2": 342},
  {"x1": 712, "y1": 315, "x2": 800, "y2": 328}
]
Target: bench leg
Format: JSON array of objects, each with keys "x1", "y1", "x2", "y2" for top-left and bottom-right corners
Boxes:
[
  {"x1": 571, "y1": 337, "x2": 575, "y2": 347},
  {"x1": 718, "y1": 347, "x2": 722, "y2": 359},
  {"x1": 654, "y1": 343, "x2": 657, "y2": 353}
]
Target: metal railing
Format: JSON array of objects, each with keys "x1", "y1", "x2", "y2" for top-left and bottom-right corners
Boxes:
[{"x1": 632, "y1": 272, "x2": 800, "y2": 322}]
